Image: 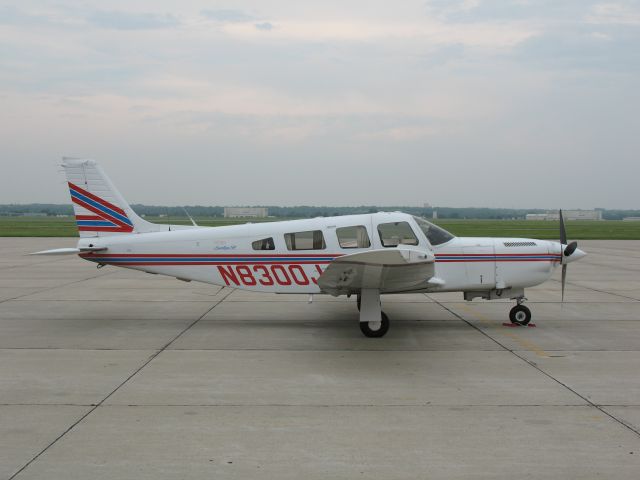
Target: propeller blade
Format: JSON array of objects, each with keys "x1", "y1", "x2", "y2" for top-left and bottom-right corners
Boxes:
[
  {"x1": 564, "y1": 241, "x2": 578, "y2": 257},
  {"x1": 559, "y1": 209, "x2": 571, "y2": 302},
  {"x1": 559, "y1": 209, "x2": 567, "y2": 245}
]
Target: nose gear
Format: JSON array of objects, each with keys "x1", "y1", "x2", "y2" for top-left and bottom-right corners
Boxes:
[
  {"x1": 509, "y1": 296, "x2": 531, "y2": 325},
  {"x1": 509, "y1": 304, "x2": 532, "y2": 325}
]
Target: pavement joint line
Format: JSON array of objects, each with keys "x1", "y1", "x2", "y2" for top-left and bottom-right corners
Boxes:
[
  {"x1": 7, "y1": 287, "x2": 234, "y2": 480},
  {"x1": 549, "y1": 278, "x2": 640, "y2": 302},
  {"x1": 0, "y1": 347, "x2": 504, "y2": 352},
  {"x1": 455, "y1": 304, "x2": 550, "y2": 358},
  {"x1": 0, "y1": 270, "x2": 118, "y2": 305},
  {"x1": 581, "y1": 259, "x2": 640, "y2": 272},
  {"x1": 600, "y1": 406, "x2": 640, "y2": 434},
  {"x1": 430, "y1": 300, "x2": 639, "y2": 304},
  {"x1": 0, "y1": 402, "x2": 601, "y2": 407},
  {"x1": 137, "y1": 347, "x2": 640, "y2": 352},
  {"x1": 0, "y1": 256, "x2": 79, "y2": 271},
  {"x1": 0, "y1": 403, "x2": 96, "y2": 407},
  {"x1": 92, "y1": 403, "x2": 600, "y2": 408},
  {"x1": 10, "y1": 299, "x2": 221, "y2": 303},
  {"x1": 431, "y1": 296, "x2": 640, "y2": 439},
  {"x1": 3, "y1": 347, "x2": 640, "y2": 352}
]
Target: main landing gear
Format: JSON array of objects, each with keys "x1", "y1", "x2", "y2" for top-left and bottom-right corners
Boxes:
[
  {"x1": 357, "y1": 289, "x2": 390, "y2": 338},
  {"x1": 509, "y1": 297, "x2": 532, "y2": 326}
]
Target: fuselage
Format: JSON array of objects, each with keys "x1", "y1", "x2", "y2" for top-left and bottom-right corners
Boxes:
[{"x1": 77, "y1": 212, "x2": 577, "y2": 296}]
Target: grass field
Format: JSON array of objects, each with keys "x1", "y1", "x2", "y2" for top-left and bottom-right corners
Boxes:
[
  {"x1": 433, "y1": 219, "x2": 640, "y2": 240},
  {"x1": 1, "y1": 216, "x2": 640, "y2": 239},
  {"x1": 0, "y1": 217, "x2": 279, "y2": 237}
]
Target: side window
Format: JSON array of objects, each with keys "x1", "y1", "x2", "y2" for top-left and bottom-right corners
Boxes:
[
  {"x1": 336, "y1": 226, "x2": 371, "y2": 249},
  {"x1": 284, "y1": 230, "x2": 326, "y2": 250},
  {"x1": 377, "y1": 222, "x2": 419, "y2": 247},
  {"x1": 252, "y1": 237, "x2": 275, "y2": 250}
]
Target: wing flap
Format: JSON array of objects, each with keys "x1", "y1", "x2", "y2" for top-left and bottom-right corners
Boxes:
[{"x1": 318, "y1": 247, "x2": 437, "y2": 296}]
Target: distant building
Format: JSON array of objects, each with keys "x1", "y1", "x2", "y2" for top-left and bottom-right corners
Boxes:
[
  {"x1": 21, "y1": 213, "x2": 47, "y2": 217},
  {"x1": 623, "y1": 217, "x2": 640, "y2": 222},
  {"x1": 432, "y1": 210, "x2": 438, "y2": 219},
  {"x1": 224, "y1": 207, "x2": 268, "y2": 218},
  {"x1": 526, "y1": 213, "x2": 555, "y2": 221},
  {"x1": 526, "y1": 210, "x2": 602, "y2": 221}
]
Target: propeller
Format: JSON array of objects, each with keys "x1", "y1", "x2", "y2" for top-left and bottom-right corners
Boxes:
[
  {"x1": 564, "y1": 241, "x2": 578, "y2": 257},
  {"x1": 559, "y1": 210, "x2": 580, "y2": 302}
]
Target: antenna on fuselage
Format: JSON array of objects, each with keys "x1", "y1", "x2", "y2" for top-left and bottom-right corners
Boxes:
[{"x1": 182, "y1": 207, "x2": 199, "y2": 227}]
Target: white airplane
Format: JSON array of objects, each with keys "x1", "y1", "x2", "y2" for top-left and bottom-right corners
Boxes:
[{"x1": 34, "y1": 159, "x2": 587, "y2": 337}]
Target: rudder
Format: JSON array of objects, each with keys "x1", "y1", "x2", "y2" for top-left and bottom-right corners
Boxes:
[{"x1": 62, "y1": 158, "x2": 160, "y2": 237}]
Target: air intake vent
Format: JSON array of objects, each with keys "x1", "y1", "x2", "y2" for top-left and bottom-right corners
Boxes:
[{"x1": 503, "y1": 241, "x2": 537, "y2": 247}]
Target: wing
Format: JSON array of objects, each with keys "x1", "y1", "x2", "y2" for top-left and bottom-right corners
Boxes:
[{"x1": 317, "y1": 247, "x2": 441, "y2": 296}]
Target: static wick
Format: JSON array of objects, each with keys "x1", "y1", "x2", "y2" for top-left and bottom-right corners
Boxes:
[{"x1": 308, "y1": 294, "x2": 314, "y2": 304}]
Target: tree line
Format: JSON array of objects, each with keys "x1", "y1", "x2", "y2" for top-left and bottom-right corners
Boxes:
[{"x1": 1, "y1": 203, "x2": 638, "y2": 220}]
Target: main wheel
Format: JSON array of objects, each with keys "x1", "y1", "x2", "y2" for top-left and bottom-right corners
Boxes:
[
  {"x1": 509, "y1": 305, "x2": 532, "y2": 326},
  {"x1": 360, "y1": 311, "x2": 390, "y2": 338}
]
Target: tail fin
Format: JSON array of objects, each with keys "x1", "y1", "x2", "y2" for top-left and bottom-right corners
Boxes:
[{"x1": 62, "y1": 158, "x2": 162, "y2": 237}]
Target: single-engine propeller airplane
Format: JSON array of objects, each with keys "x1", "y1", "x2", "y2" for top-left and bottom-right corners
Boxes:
[{"x1": 34, "y1": 159, "x2": 587, "y2": 337}]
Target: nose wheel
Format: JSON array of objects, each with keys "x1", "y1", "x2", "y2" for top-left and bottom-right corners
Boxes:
[{"x1": 509, "y1": 304, "x2": 532, "y2": 326}]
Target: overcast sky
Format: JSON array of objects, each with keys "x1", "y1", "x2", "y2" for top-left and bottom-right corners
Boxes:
[{"x1": 1, "y1": 0, "x2": 639, "y2": 208}]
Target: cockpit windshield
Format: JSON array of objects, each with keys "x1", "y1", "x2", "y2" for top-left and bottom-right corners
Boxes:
[{"x1": 412, "y1": 216, "x2": 455, "y2": 246}]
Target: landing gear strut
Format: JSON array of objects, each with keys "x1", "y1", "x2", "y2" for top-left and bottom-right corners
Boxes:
[
  {"x1": 358, "y1": 289, "x2": 389, "y2": 338},
  {"x1": 509, "y1": 297, "x2": 531, "y2": 326}
]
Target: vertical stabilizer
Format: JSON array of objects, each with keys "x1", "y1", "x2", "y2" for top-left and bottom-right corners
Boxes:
[{"x1": 62, "y1": 158, "x2": 163, "y2": 237}]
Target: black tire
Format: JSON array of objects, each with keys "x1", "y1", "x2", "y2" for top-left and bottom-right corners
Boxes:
[
  {"x1": 360, "y1": 311, "x2": 390, "y2": 338},
  {"x1": 509, "y1": 305, "x2": 532, "y2": 326}
]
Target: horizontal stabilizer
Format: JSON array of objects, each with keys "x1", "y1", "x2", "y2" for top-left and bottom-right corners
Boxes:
[{"x1": 30, "y1": 246, "x2": 107, "y2": 256}]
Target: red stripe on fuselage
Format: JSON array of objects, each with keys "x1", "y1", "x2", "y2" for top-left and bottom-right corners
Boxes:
[
  {"x1": 437, "y1": 258, "x2": 560, "y2": 262},
  {"x1": 80, "y1": 253, "x2": 341, "y2": 258},
  {"x1": 80, "y1": 261, "x2": 335, "y2": 266},
  {"x1": 435, "y1": 253, "x2": 558, "y2": 257}
]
